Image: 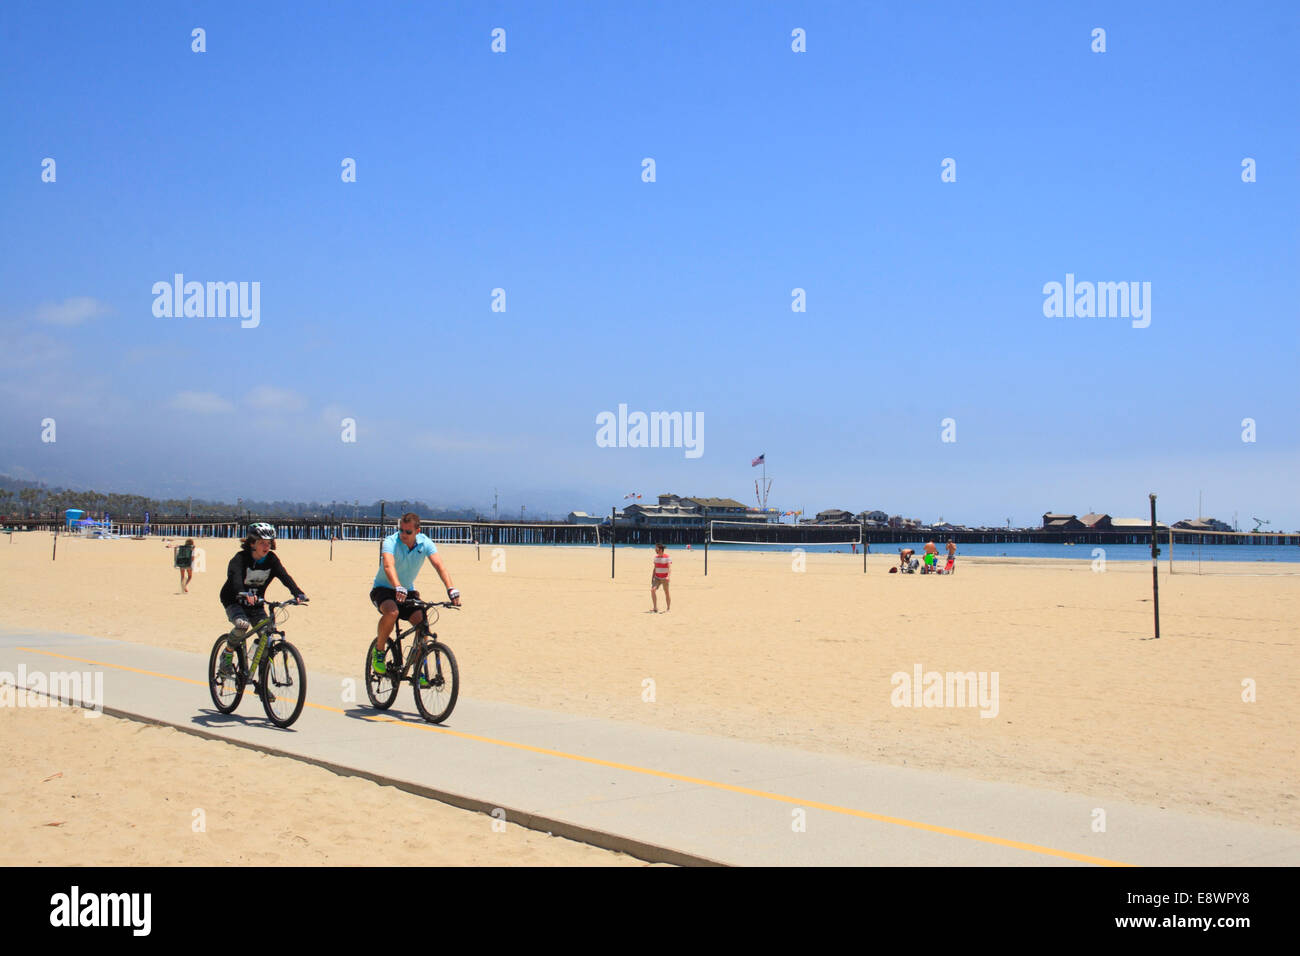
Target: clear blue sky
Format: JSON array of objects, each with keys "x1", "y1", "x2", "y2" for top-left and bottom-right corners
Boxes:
[{"x1": 2, "y1": 1, "x2": 1296, "y2": 527}]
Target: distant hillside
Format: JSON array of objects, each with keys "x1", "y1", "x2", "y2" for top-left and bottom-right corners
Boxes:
[{"x1": 0, "y1": 474, "x2": 478, "y2": 521}]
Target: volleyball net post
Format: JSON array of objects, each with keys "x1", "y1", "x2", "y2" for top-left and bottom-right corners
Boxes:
[{"x1": 1149, "y1": 494, "x2": 1160, "y2": 640}]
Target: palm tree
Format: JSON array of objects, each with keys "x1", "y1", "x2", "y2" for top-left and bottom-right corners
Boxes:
[{"x1": 19, "y1": 488, "x2": 39, "y2": 516}]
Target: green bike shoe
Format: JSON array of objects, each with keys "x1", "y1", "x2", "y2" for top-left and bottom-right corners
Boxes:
[{"x1": 371, "y1": 648, "x2": 387, "y2": 676}]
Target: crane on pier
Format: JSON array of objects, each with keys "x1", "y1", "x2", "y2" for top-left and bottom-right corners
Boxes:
[{"x1": 1252, "y1": 517, "x2": 1270, "y2": 532}]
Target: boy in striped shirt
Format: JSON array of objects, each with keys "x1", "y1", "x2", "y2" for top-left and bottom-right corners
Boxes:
[{"x1": 650, "y1": 543, "x2": 672, "y2": 612}]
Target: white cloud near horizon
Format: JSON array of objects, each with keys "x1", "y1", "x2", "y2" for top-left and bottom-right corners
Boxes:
[
  {"x1": 246, "y1": 385, "x2": 307, "y2": 412},
  {"x1": 170, "y1": 391, "x2": 234, "y2": 413},
  {"x1": 34, "y1": 297, "x2": 112, "y2": 326}
]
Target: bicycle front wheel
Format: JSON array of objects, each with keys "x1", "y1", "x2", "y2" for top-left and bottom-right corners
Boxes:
[
  {"x1": 413, "y1": 641, "x2": 458, "y2": 724},
  {"x1": 209, "y1": 634, "x2": 246, "y2": 713},
  {"x1": 365, "y1": 638, "x2": 401, "y2": 710},
  {"x1": 260, "y1": 641, "x2": 307, "y2": 728}
]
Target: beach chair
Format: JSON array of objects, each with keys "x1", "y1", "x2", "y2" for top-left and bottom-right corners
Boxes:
[{"x1": 942, "y1": 555, "x2": 955, "y2": 574}]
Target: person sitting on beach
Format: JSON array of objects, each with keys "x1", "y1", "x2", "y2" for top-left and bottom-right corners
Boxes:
[
  {"x1": 370, "y1": 512, "x2": 460, "y2": 675},
  {"x1": 219, "y1": 523, "x2": 308, "y2": 641},
  {"x1": 169, "y1": 538, "x2": 196, "y2": 593},
  {"x1": 896, "y1": 548, "x2": 919, "y2": 573},
  {"x1": 651, "y1": 542, "x2": 671, "y2": 612}
]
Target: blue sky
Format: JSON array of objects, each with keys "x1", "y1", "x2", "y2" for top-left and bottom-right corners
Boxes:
[{"x1": 2, "y1": 1, "x2": 1296, "y2": 526}]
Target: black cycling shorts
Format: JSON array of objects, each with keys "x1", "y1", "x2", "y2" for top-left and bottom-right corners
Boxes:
[{"x1": 370, "y1": 587, "x2": 423, "y2": 620}]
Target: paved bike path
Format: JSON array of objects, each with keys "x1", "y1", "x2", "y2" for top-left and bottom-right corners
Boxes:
[{"x1": 3, "y1": 630, "x2": 1297, "y2": 867}]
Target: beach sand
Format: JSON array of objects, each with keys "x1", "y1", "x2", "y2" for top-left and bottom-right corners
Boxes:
[
  {"x1": 1, "y1": 532, "x2": 1296, "y2": 866},
  {"x1": 0, "y1": 703, "x2": 646, "y2": 866}
]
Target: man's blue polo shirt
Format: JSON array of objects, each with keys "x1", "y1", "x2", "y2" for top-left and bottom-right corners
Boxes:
[{"x1": 374, "y1": 532, "x2": 438, "y2": 589}]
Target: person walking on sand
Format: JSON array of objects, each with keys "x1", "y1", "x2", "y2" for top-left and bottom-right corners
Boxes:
[
  {"x1": 651, "y1": 542, "x2": 671, "y2": 612},
  {"x1": 169, "y1": 538, "x2": 196, "y2": 592}
]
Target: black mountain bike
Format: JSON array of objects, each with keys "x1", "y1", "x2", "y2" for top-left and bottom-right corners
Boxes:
[
  {"x1": 208, "y1": 594, "x2": 309, "y2": 728},
  {"x1": 365, "y1": 598, "x2": 459, "y2": 723}
]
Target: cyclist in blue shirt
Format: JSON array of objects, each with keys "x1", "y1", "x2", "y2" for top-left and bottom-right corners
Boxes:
[{"x1": 370, "y1": 512, "x2": 460, "y2": 674}]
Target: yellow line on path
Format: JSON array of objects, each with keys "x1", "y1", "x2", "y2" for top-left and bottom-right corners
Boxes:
[{"x1": 15, "y1": 645, "x2": 1133, "y2": 866}]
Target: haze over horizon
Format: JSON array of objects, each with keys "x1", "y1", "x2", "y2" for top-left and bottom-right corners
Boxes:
[{"x1": 3, "y1": 2, "x2": 1296, "y2": 528}]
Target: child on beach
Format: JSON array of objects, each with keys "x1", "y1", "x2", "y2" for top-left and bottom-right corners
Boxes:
[
  {"x1": 650, "y1": 543, "x2": 671, "y2": 612},
  {"x1": 169, "y1": 538, "x2": 196, "y2": 592}
]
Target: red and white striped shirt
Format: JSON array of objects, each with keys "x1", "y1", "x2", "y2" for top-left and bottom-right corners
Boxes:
[{"x1": 653, "y1": 553, "x2": 671, "y2": 579}]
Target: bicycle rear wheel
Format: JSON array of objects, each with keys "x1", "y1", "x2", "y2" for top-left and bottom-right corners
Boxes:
[
  {"x1": 364, "y1": 637, "x2": 401, "y2": 710},
  {"x1": 208, "y1": 634, "x2": 247, "y2": 713},
  {"x1": 413, "y1": 641, "x2": 458, "y2": 724},
  {"x1": 260, "y1": 641, "x2": 307, "y2": 727}
]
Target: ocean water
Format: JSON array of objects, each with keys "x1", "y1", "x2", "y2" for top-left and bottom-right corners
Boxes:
[{"x1": 630, "y1": 541, "x2": 1300, "y2": 563}]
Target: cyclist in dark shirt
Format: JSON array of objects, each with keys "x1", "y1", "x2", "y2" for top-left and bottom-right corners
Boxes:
[{"x1": 219, "y1": 523, "x2": 308, "y2": 635}]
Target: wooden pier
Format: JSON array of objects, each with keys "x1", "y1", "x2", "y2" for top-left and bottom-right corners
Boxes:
[{"x1": 5, "y1": 516, "x2": 1297, "y2": 549}]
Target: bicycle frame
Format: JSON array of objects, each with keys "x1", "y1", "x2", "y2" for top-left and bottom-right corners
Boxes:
[
  {"x1": 380, "y1": 600, "x2": 451, "y2": 684},
  {"x1": 386, "y1": 620, "x2": 435, "y2": 682},
  {"x1": 232, "y1": 600, "x2": 294, "y2": 677}
]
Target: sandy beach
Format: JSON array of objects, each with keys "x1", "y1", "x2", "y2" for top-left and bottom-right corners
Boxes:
[
  {"x1": 0, "y1": 703, "x2": 646, "y2": 866},
  {"x1": 2, "y1": 532, "x2": 1296, "y2": 865}
]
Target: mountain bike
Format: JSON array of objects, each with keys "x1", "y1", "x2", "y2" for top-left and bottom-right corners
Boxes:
[
  {"x1": 208, "y1": 594, "x2": 309, "y2": 728},
  {"x1": 365, "y1": 598, "x2": 459, "y2": 724}
]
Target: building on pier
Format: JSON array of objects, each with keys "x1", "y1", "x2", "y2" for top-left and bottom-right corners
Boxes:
[{"x1": 1042, "y1": 513, "x2": 1085, "y2": 531}]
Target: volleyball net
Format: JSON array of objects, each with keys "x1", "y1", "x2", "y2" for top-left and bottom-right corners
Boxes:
[
  {"x1": 1167, "y1": 529, "x2": 1299, "y2": 575},
  {"x1": 708, "y1": 520, "x2": 862, "y2": 550}
]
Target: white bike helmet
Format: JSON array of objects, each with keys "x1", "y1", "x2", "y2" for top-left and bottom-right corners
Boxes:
[{"x1": 248, "y1": 522, "x2": 276, "y2": 540}]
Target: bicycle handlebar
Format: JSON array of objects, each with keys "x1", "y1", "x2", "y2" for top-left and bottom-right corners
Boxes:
[
  {"x1": 237, "y1": 591, "x2": 308, "y2": 608},
  {"x1": 400, "y1": 597, "x2": 459, "y2": 610}
]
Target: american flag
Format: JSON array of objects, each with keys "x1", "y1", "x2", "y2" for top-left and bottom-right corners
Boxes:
[{"x1": 751, "y1": 454, "x2": 765, "y2": 467}]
